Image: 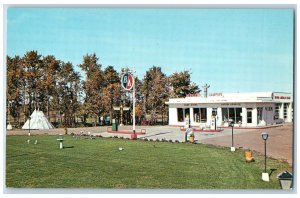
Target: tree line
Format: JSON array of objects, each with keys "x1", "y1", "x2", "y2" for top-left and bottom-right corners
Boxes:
[{"x1": 6, "y1": 51, "x2": 201, "y2": 128}]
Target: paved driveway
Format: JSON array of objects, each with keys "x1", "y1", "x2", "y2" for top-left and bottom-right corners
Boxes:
[{"x1": 6, "y1": 124, "x2": 293, "y2": 165}]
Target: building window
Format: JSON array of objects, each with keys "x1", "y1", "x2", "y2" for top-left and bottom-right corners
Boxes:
[
  {"x1": 212, "y1": 108, "x2": 217, "y2": 117},
  {"x1": 177, "y1": 108, "x2": 184, "y2": 122},
  {"x1": 284, "y1": 103, "x2": 289, "y2": 119},
  {"x1": 184, "y1": 108, "x2": 190, "y2": 119},
  {"x1": 200, "y1": 108, "x2": 207, "y2": 122},
  {"x1": 193, "y1": 108, "x2": 207, "y2": 123},
  {"x1": 194, "y1": 108, "x2": 200, "y2": 122},
  {"x1": 247, "y1": 108, "x2": 252, "y2": 123},
  {"x1": 222, "y1": 108, "x2": 228, "y2": 121},
  {"x1": 228, "y1": 108, "x2": 235, "y2": 121},
  {"x1": 275, "y1": 103, "x2": 280, "y2": 118},
  {"x1": 222, "y1": 108, "x2": 242, "y2": 123},
  {"x1": 235, "y1": 108, "x2": 242, "y2": 123}
]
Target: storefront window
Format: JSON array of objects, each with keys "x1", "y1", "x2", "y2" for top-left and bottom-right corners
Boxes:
[
  {"x1": 228, "y1": 108, "x2": 235, "y2": 121},
  {"x1": 284, "y1": 103, "x2": 288, "y2": 119},
  {"x1": 247, "y1": 108, "x2": 252, "y2": 123},
  {"x1": 222, "y1": 108, "x2": 228, "y2": 121},
  {"x1": 177, "y1": 108, "x2": 184, "y2": 122},
  {"x1": 200, "y1": 108, "x2": 207, "y2": 122},
  {"x1": 212, "y1": 108, "x2": 217, "y2": 117},
  {"x1": 184, "y1": 108, "x2": 190, "y2": 119},
  {"x1": 275, "y1": 103, "x2": 281, "y2": 119},
  {"x1": 193, "y1": 108, "x2": 200, "y2": 122},
  {"x1": 222, "y1": 107, "x2": 242, "y2": 123},
  {"x1": 235, "y1": 108, "x2": 242, "y2": 123}
]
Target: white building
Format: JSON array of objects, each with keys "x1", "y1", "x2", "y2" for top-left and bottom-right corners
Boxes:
[{"x1": 166, "y1": 92, "x2": 293, "y2": 128}]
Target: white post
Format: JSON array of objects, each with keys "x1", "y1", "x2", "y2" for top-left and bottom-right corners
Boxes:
[
  {"x1": 242, "y1": 107, "x2": 247, "y2": 127},
  {"x1": 287, "y1": 103, "x2": 292, "y2": 122},
  {"x1": 252, "y1": 108, "x2": 258, "y2": 126},
  {"x1": 60, "y1": 141, "x2": 63, "y2": 149},
  {"x1": 189, "y1": 107, "x2": 194, "y2": 126}
]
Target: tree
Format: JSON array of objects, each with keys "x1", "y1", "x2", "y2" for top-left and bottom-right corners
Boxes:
[
  {"x1": 141, "y1": 66, "x2": 169, "y2": 124},
  {"x1": 39, "y1": 55, "x2": 61, "y2": 121},
  {"x1": 22, "y1": 51, "x2": 43, "y2": 120},
  {"x1": 56, "y1": 62, "x2": 81, "y2": 127},
  {"x1": 79, "y1": 53, "x2": 104, "y2": 125},
  {"x1": 6, "y1": 55, "x2": 23, "y2": 126},
  {"x1": 102, "y1": 66, "x2": 121, "y2": 123},
  {"x1": 169, "y1": 70, "x2": 201, "y2": 98}
]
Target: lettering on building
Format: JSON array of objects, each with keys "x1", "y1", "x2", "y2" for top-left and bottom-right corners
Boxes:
[
  {"x1": 209, "y1": 93, "x2": 223, "y2": 97},
  {"x1": 274, "y1": 96, "x2": 291, "y2": 100},
  {"x1": 221, "y1": 103, "x2": 241, "y2": 106},
  {"x1": 186, "y1": 93, "x2": 201, "y2": 97}
]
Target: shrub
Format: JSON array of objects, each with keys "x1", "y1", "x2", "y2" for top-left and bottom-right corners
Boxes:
[
  {"x1": 144, "y1": 138, "x2": 148, "y2": 141},
  {"x1": 168, "y1": 140, "x2": 173, "y2": 143},
  {"x1": 155, "y1": 138, "x2": 160, "y2": 142},
  {"x1": 149, "y1": 139, "x2": 153, "y2": 142}
]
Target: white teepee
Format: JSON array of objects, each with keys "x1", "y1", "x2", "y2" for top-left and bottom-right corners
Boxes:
[{"x1": 22, "y1": 109, "x2": 54, "y2": 130}]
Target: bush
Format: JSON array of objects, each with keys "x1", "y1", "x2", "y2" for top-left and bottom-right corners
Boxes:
[
  {"x1": 168, "y1": 140, "x2": 173, "y2": 143},
  {"x1": 175, "y1": 140, "x2": 180, "y2": 143},
  {"x1": 113, "y1": 136, "x2": 118, "y2": 138},
  {"x1": 144, "y1": 138, "x2": 148, "y2": 141},
  {"x1": 149, "y1": 139, "x2": 153, "y2": 142},
  {"x1": 155, "y1": 138, "x2": 160, "y2": 142}
]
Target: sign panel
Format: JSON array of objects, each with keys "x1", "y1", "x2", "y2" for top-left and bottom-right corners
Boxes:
[{"x1": 121, "y1": 73, "x2": 134, "y2": 91}]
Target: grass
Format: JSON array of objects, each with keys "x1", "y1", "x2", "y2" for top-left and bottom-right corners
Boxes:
[{"x1": 6, "y1": 135, "x2": 291, "y2": 189}]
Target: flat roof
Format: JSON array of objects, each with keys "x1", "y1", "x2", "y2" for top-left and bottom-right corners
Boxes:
[{"x1": 166, "y1": 92, "x2": 292, "y2": 105}]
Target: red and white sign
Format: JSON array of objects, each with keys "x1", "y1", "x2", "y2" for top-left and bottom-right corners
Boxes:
[{"x1": 121, "y1": 73, "x2": 134, "y2": 91}]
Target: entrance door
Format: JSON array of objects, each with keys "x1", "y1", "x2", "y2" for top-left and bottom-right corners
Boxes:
[{"x1": 257, "y1": 107, "x2": 263, "y2": 125}]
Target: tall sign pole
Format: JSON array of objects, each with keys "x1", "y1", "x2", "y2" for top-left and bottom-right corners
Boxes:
[
  {"x1": 121, "y1": 69, "x2": 136, "y2": 136},
  {"x1": 133, "y1": 77, "x2": 136, "y2": 133}
]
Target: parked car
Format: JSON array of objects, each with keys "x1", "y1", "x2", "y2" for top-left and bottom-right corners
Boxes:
[{"x1": 274, "y1": 118, "x2": 284, "y2": 124}]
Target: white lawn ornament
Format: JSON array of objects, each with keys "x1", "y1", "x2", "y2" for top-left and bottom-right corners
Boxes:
[
  {"x1": 28, "y1": 132, "x2": 31, "y2": 136},
  {"x1": 27, "y1": 139, "x2": 30, "y2": 144},
  {"x1": 34, "y1": 140, "x2": 38, "y2": 144},
  {"x1": 118, "y1": 147, "x2": 124, "y2": 151}
]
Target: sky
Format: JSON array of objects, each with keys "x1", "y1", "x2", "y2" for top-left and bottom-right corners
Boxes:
[{"x1": 6, "y1": 8, "x2": 294, "y2": 93}]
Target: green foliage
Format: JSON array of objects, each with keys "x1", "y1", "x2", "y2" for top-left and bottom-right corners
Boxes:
[
  {"x1": 6, "y1": 51, "x2": 203, "y2": 128},
  {"x1": 6, "y1": 135, "x2": 290, "y2": 189},
  {"x1": 169, "y1": 70, "x2": 201, "y2": 98}
]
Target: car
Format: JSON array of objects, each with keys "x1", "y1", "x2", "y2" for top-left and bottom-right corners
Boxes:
[{"x1": 274, "y1": 118, "x2": 284, "y2": 124}]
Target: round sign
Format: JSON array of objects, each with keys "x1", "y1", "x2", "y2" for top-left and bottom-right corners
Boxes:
[{"x1": 121, "y1": 73, "x2": 134, "y2": 91}]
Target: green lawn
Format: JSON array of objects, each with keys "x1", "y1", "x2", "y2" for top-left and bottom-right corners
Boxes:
[{"x1": 6, "y1": 135, "x2": 291, "y2": 189}]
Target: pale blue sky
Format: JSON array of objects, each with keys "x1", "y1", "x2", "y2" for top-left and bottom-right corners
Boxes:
[{"x1": 6, "y1": 8, "x2": 294, "y2": 93}]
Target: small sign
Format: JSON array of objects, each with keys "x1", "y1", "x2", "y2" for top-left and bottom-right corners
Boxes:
[{"x1": 121, "y1": 73, "x2": 134, "y2": 91}]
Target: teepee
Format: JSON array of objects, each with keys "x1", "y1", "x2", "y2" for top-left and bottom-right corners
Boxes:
[{"x1": 22, "y1": 109, "x2": 54, "y2": 130}]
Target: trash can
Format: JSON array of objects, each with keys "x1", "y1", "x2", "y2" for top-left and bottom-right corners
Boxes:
[{"x1": 112, "y1": 119, "x2": 118, "y2": 131}]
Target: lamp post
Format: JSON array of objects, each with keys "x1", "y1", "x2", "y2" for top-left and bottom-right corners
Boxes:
[
  {"x1": 261, "y1": 132, "x2": 269, "y2": 182},
  {"x1": 229, "y1": 121, "x2": 235, "y2": 152}
]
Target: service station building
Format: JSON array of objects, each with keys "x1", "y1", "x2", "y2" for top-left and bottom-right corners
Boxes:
[{"x1": 166, "y1": 92, "x2": 293, "y2": 128}]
